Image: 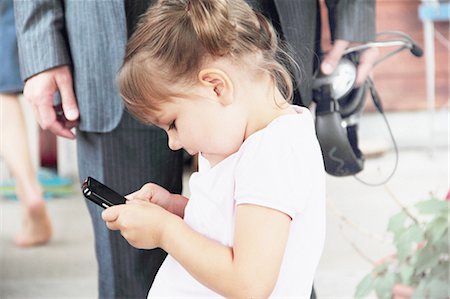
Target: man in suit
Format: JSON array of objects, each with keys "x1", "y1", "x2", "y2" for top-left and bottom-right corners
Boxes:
[{"x1": 14, "y1": 1, "x2": 183, "y2": 298}]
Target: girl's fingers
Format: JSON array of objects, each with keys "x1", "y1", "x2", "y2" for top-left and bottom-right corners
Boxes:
[
  {"x1": 101, "y1": 205, "x2": 120, "y2": 221},
  {"x1": 125, "y1": 190, "x2": 140, "y2": 200},
  {"x1": 127, "y1": 198, "x2": 147, "y2": 205},
  {"x1": 105, "y1": 221, "x2": 120, "y2": 231},
  {"x1": 125, "y1": 184, "x2": 154, "y2": 202}
]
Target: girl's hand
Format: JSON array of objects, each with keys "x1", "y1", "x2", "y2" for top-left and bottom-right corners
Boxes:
[
  {"x1": 126, "y1": 183, "x2": 172, "y2": 210},
  {"x1": 101, "y1": 201, "x2": 174, "y2": 249},
  {"x1": 126, "y1": 183, "x2": 188, "y2": 218}
]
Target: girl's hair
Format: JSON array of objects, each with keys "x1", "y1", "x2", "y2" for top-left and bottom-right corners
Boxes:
[{"x1": 118, "y1": 0, "x2": 296, "y2": 123}]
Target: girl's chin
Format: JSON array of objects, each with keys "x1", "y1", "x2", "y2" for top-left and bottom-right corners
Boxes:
[{"x1": 186, "y1": 150, "x2": 198, "y2": 156}]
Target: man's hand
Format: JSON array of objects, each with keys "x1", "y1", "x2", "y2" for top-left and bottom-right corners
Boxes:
[
  {"x1": 321, "y1": 39, "x2": 379, "y2": 87},
  {"x1": 23, "y1": 65, "x2": 79, "y2": 139}
]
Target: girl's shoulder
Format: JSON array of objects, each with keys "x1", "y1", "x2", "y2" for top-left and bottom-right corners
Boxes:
[
  {"x1": 234, "y1": 105, "x2": 325, "y2": 217},
  {"x1": 241, "y1": 105, "x2": 316, "y2": 153}
]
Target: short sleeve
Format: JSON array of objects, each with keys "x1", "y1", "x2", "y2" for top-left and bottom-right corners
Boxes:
[{"x1": 234, "y1": 113, "x2": 323, "y2": 219}]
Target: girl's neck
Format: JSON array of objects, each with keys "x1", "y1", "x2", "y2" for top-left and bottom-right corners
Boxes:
[{"x1": 242, "y1": 78, "x2": 295, "y2": 140}]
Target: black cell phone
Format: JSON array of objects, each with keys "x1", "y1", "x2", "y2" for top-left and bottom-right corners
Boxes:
[{"x1": 81, "y1": 177, "x2": 126, "y2": 209}]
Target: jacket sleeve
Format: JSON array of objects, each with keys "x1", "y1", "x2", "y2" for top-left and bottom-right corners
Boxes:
[
  {"x1": 325, "y1": 0, "x2": 376, "y2": 43},
  {"x1": 14, "y1": 0, "x2": 72, "y2": 81}
]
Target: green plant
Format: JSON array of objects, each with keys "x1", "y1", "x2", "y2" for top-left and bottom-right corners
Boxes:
[{"x1": 355, "y1": 197, "x2": 449, "y2": 299}]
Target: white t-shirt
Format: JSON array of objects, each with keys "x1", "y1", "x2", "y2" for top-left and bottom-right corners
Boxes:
[{"x1": 149, "y1": 106, "x2": 326, "y2": 298}]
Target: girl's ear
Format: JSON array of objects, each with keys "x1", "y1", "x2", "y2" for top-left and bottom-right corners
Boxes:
[{"x1": 198, "y1": 68, "x2": 234, "y2": 106}]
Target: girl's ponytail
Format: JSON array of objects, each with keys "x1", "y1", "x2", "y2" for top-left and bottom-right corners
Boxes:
[{"x1": 187, "y1": 0, "x2": 235, "y2": 56}]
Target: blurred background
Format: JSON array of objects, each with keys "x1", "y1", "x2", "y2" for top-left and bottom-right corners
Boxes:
[{"x1": 1, "y1": 0, "x2": 449, "y2": 298}]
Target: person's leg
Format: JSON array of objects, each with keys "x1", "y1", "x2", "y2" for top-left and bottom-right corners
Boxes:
[
  {"x1": 0, "y1": 93, "x2": 52, "y2": 246},
  {"x1": 77, "y1": 111, "x2": 184, "y2": 299}
]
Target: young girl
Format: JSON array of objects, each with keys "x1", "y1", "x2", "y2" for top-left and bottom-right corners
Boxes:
[{"x1": 102, "y1": 0, "x2": 326, "y2": 297}]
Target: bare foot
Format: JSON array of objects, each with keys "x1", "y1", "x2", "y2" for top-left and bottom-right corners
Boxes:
[
  {"x1": 14, "y1": 200, "x2": 53, "y2": 247},
  {"x1": 14, "y1": 183, "x2": 53, "y2": 247}
]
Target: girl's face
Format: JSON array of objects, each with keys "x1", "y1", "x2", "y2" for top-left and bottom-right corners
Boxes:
[{"x1": 153, "y1": 88, "x2": 247, "y2": 166}]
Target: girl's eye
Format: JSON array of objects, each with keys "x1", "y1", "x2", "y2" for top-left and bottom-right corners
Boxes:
[{"x1": 168, "y1": 121, "x2": 176, "y2": 131}]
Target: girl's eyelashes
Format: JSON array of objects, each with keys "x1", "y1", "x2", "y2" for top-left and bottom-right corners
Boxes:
[{"x1": 168, "y1": 120, "x2": 176, "y2": 131}]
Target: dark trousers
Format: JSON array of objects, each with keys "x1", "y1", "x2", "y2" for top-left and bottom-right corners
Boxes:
[{"x1": 77, "y1": 111, "x2": 184, "y2": 299}]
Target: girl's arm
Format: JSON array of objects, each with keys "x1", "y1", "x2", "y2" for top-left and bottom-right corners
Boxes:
[
  {"x1": 164, "y1": 203, "x2": 291, "y2": 298},
  {"x1": 103, "y1": 202, "x2": 291, "y2": 298},
  {"x1": 165, "y1": 193, "x2": 189, "y2": 218}
]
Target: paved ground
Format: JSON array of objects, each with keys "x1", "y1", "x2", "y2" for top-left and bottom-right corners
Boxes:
[{"x1": 0, "y1": 109, "x2": 448, "y2": 299}]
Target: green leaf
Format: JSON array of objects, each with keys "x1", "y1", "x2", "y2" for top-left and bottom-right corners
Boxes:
[
  {"x1": 412, "y1": 275, "x2": 450, "y2": 299},
  {"x1": 433, "y1": 236, "x2": 450, "y2": 254},
  {"x1": 429, "y1": 260, "x2": 450, "y2": 280},
  {"x1": 355, "y1": 273, "x2": 375, "y2": 298},
  {"x1": 414, "y1": 244, "x2": 441, "y2": 273},
  {"x1": 424, "y1": 216, "x2": 448, "y2": 243},
  {"x1": 374, "y1": 272, "x2": 396, "y2": 299},
  {"x1": 395, "y1": 224, "x2": 424, "y2": 261},
  {"x1": 426, "y1": 278, "x2": 450, "y2": 298},
  {"x1": 373, "y1": 261, "x2": 390, "y2": 275},
  {"x1": 412, "y1": 281, "x2": 427, "y2": 299},
  {"x1": 396, "y1": 242, "x2": 411, "y2": 262},
  {"x1": 388, "y1": 211, "x2": 407, "y2": 235},
  {"x1": 399, "y1": 264, "x2": 415, "y2": 285},
  {"x1": 415, "y1": 198, "x2": 449, "y2": 215}
]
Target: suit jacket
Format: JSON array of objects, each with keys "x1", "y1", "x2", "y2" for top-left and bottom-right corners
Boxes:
[
  {"x1": 15, "y1": 0, "x2": 375, "y2": 123},
  {"x1": 14, "y1": 0, "x2": 128, "y2": 132},
  {"x1": 258, "y1": 0, "x2": 375, "y2": 106}
]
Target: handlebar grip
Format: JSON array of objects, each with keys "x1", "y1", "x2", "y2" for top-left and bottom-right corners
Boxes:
[{"x1": 410, "y1": 44, "x2": 423, "y2": 57}]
